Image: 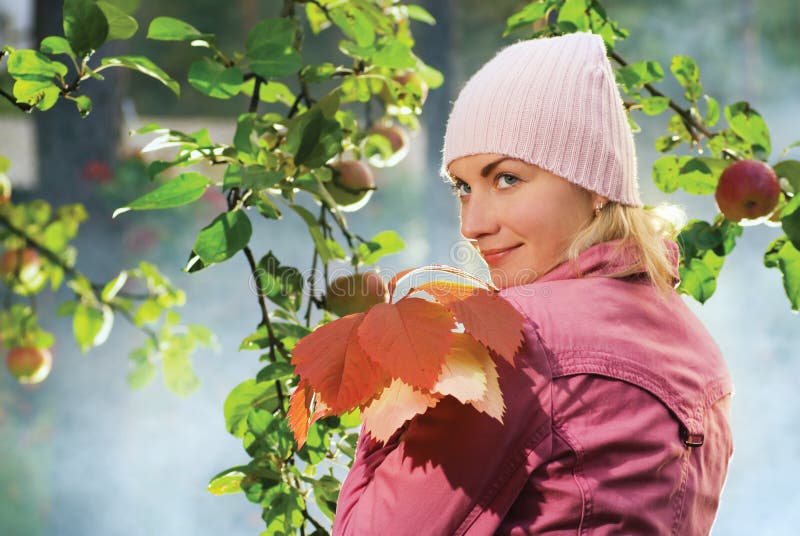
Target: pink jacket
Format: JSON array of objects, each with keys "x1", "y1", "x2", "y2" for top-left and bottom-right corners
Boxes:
[{"x1": 332, "y1": 238, "x2": 734, "y2": 535}]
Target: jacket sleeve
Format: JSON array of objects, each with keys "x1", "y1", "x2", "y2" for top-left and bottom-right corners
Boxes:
[{"x1": 331, "y1": 322, "x2": 554, "y2": 536}]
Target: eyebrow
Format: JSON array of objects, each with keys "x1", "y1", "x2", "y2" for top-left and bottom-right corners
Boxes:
[{"x1": 447, "y1": 157, "x2": 522, "y2": 183}]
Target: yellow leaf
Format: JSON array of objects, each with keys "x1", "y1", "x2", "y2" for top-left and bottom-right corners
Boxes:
[
  {"x1": 361, "y1": 378, "x2": 440, "y2": 443},
  {"x1": 469, "y1": 348, "x2": 505, "y2": 422},
  {"x1": 432, "y1": 332, "x2": 487, "y2": 403}
]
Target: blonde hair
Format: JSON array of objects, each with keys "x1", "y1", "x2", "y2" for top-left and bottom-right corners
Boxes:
[{"x1": 560, "y1": 201, "x2": 687, "y2": 301}]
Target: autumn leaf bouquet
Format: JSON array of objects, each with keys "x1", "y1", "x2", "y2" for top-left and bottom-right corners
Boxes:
[{"x1": 287, "y1": 265, "x2": 526, "y2": 447}]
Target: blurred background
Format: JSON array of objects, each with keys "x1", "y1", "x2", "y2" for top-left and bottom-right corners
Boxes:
[{"x1": 0, "y1": 0, "x2": 798, "y2": 534}]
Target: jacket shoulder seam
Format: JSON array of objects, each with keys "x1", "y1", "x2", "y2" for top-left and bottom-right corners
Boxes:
[{"x1": 551, "y1": 350, "x2": 730, "y2": 436}]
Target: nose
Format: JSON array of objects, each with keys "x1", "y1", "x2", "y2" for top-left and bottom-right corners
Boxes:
[{"x1": 459, "y1": 192, "x2": 500, "y2": 241}]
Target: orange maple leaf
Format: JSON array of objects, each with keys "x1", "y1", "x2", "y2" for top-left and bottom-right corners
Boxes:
[
  {"x1": 291, "y1": 312, "x2": 392, "y2": 414},
  {"x1": 416, "y1": 280, "x2": 525, "y2": 365},
  {"x1": 357, "y1": 297, "x2": 455, "y2": 390},
  {"x1": 361, "y1": 378, "x2": 441, "y2": 443},
  {"x1": 287, "y1": 379, "x2": 313, "y2": 448},
  {"x1": 287, "y1": 380, "x2": 334, "y2": 448},
  {"x1": 286, "y1": 264, "x2": 525, "y2": 449}
]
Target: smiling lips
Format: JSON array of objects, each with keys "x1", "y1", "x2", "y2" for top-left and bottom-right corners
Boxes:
[{"x1": 480, "y1": 244, "x2": 522, "y2": 266}]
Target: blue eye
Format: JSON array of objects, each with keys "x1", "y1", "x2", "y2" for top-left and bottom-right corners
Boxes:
[
  {"x1": 497, "y1": 173, "x2": 518, "y2": 188},
  {"x1": 449, "y1": 179, "x2": 470, "y2": 197}
]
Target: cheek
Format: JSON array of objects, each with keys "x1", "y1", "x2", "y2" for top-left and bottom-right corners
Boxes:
[{"x1": 505, "y1": 200, "x2": 564, "y2": 241}]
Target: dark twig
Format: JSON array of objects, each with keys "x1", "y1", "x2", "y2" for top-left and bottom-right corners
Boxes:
[
  {"x1": 0, "y1": 86, "x2": 33, "y2": 112},
  {"x1": 610, "y1": 50, "x2": 714, "y2": 141},
  {"x1": 249, "y1": 76, "x2": 262, "y2": 114}
]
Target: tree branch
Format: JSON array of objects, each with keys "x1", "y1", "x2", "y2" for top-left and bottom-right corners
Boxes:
[
  {"x1": 0, "y1": 86, "x2": 33, "y2": 112},
  {"x1": 0, "y1": 211, "x2": 160, "y2": 344},
  {"x1": 610, "y1": 50, "x2": 714, "y2": 141}
]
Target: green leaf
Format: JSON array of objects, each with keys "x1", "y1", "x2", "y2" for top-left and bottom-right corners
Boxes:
[
  {"x1": 652, "y1": 156, "x2": 722, "y2": 195},
  {"x1": 357, "y1": 230, "x2": 405, "y2": 264},
  {"x1": 193, "y1": 210, "x2": 252, "y2": 265},
  {"x1": 372, "y1": 37, "x2": 415, "y2": 69},
  {"x1": 713, "y1": 218, "x2": 743, "y2": 257},
  {"x1": 40, "y1": 36, "x2": 76, "y2": 60},
  {"x1": 773, "y1": 160, "x2": 800, "y2": 195},
  {"x1": 678, "y1": 251, "x2": 723, "y2": 304},
  {"x1": 223, "y1": 165, "x2": 283, "y2": 190},
  {"x1": 282, "y1": 106, "x2": 343, "y2": 168},
  {"x1": 100, "y1": 55, "x2": 180, "y2": 96},
  {"x1": 708, "y1": 128, "x2": 754, "y2": 160},
  {"x1": 503, "y1": 1, "x2": 549, "y2": 35},
  {"x1": 254, "y1": 251, "x2": 305, "y2": 312},
  {"x1": 224, "y1": 379, "x2": 279, "y2": 438},
  {"x1": 256, "y1": 362, "x2": 296, "y2": 383},
  {"x1": 289, "y1": 203, "x2": 333, "y2": 262},
  {"x1": 207, "y1": 469, "x2": 246, "y2": 496},
  {"x1": 763, "y1": 236, "x2": 800, "y2": 311},
  {"x1": 681, "y1": 157, "x2": 726, "y2": 194},
  {"x1": 670, "y1": 55, "x2": 702, "y2": 102},
  {"x1": 678, "y1": 220, "x2": 720, "y2": 261},
  {"x1": 406, "y1": 4, "x2": 437, "y2": 25},
  {"x1": 655, "y1": 135, "x2": 680, "y2": 153},
  {"x1": 780, "y1": 194, "x2": 800, "y2": 251},
  {"x1": 133, "y1": 298, "x2": 161, "y2": 326},
  {"x1": 73, "y1": 302, "x2": 113, "y2": 352},
  {"x1": 146, "y1": 16, "x2": 214, "y2": 47},
  {"x1": 96, "y1": 1, "x2": 139, "y2": 41},
  {"x1": 313, "y1": 475, "x2": 341, "y2": 521},
  {"x1": 652, "y1": 156, "x2": 682, "y2": 193},
  {"x1": 7, "y1": 49, "x2": 68, "y2": 80},
  {"x1": 127, "y1": 346, "x2": 157, "y2": 389},
  {"x1": 557, "y1": 0, "x2": 590, "y2": 32},
  {"x1": 188, "y1": 58, "x2": 244, "y2": 99},
  {"x1": 113, "y1": 172, "x2": 210, "y2": 217},
  {"x1": 63, "y1": 0, "x2": 109, "y2": 59},
  {"x1": 724, "y1": 101, "x2": 771, "y2": 157},
  {"x1": 240, "y1": 77, "x2": 295, "y2": 105},
  {"x1": 329, "y1": 4, "x2": 375, "y2": 47},
  {"x1": 254, "y1": 192, "x2": 282, "y2": 220},
  {"x1": 162, "y1": 344, "x2": 200, "y2": 396},
  {"x1": 12, "y1": 79, "x2": 60, "y2": 111},
  {"x1": 615, "y1": 60, "x2": 664, "y2": 92},
  {"x1": 245, "y1": 18, "x2": 302, "y2": 79},
  {"x1": 305, "y1": 2, "x2": 330, "y2": 34},
  {"x1": 101, "y1": 270, "x2": 128, "y2": 301},
  {"x1": 72, "y1": 95, "x2": 93, "y2": 116},
  {"x1": 703, "y1": 95, "x2": 720, "y2": 127},
  {"x1": 640, "y1": 96, "x2": 669, "y2": 116}
]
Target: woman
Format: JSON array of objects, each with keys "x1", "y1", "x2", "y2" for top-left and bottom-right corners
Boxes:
[{"x1": 332, "y1": 32, "x2": 734, "y2": 535}]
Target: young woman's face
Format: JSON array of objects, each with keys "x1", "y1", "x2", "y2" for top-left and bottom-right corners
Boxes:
[{"x1": 447, "y1": 153, "x2": 606, "y2": 289}]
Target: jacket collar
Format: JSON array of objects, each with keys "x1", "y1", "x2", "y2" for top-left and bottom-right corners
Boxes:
[{"x1": 531, "y1": 237, "x2": 681, "y2": 286}]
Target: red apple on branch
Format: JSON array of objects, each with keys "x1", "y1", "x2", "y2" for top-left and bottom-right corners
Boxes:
[
  {"x1": 6, "y1": 346, "x2": 53, "y2": 384},
  {"x1": 325, "y1": 160, "x2": 376, "y2": 212},
  {"x1": 325, "y1": 270, "x2": 389, "y2": 317},
  {"x1": 0, "y1": 174, "x2": 11, "y2": 205},
  {"x1": 714, "y1": 159, "x2": 781, "y2": 224},
  {"x1": 1, "y1": 247, "x2": 41, "y2": 283}
]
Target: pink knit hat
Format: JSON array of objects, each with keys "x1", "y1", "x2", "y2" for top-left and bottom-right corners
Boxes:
[{"x1": 441, "y1": 32, "x2": 642, "y2": 207}]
